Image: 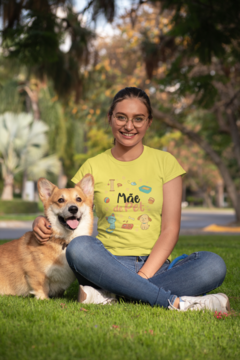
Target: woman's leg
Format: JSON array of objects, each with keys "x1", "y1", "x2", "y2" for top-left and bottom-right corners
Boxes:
[
  {"x1": 66, "y1": 236, "x2": 227, "y2": 309},
  {"x1": 66, "y1": 236, "x2": 175, "y2": 308},
  {"x1": 148, "y1": 251, "x2": 227, "y2": 297}
]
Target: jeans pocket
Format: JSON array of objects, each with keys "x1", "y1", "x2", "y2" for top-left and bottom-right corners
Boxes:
[{"x1": 170, "y1": 252, "x2": 199, "y2": 269}]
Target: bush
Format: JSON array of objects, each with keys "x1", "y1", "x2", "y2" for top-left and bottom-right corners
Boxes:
[
  {"x1": 186, "y1": 196, "x2": 203, "y2": 206},
  {"x1": 0, "y1": 200, "x2": 39, "y2": 214}
]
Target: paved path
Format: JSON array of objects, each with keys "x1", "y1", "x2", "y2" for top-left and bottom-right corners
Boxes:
[
  {"x1": 180, "y1": 209, "x2": 236, "y2": 234},
  {"x1": 0, "y1": 209, "x2": 237, "y2": 240}
]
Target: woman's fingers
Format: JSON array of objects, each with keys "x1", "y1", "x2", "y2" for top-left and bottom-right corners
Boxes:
[
  {"x1": 32, "y1": 216, "x2": 52, "y2": 244},
  {"x1": 38, "y1": 222, "x2": 52, "y2": 235},
  {"x1": 34, "y1": 233, "x2": 49, "y2": 244},
  {"x1": 34, "y1": 226, "x2": 52, "y2": 240},
  {"x1": 42, "y1": 217, "x2": 52, "y2": 230}
]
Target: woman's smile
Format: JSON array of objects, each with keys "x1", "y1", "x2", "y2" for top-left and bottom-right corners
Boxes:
[
  {"x1": 119, "y1": 131, "x2": 138, "y2": 139},
  {"x1": 109, "y1": 98, "x2": 152, "y2": 148}
]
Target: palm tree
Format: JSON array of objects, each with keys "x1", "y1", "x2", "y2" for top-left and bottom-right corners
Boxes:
[{"x1": 0, "y1": 112, "x2": 61, "y2": 200}]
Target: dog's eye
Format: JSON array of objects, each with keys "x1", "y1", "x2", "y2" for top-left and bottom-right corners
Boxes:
[
  {"x1": 76, "y1": 197, "x2": 82, "y2": 202},
  {"x1": 58, "y1": 198, "x2": 64, "y2": 203}
]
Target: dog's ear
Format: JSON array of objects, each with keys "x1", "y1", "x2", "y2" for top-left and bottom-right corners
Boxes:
[
  {"x1": 137, "y1": 215, "x2": 142, "y2": 220},
  {"x1": 38, "y1": 178, "x2": 56, "y2": 202},
  {"x1": 148, "y1": 216, "x2": 152, "y2": 222},
  {"x1": 76, "y1": 174, "x2": 94, "y2": 199}
]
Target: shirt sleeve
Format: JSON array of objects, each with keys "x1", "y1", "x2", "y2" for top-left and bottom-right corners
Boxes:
[
  {"x1": 71, "y1": 160, "x2": 93, "y2": 184},
  {"x1": 163, "y1": 152, "x2": 186, "y2": 184}
]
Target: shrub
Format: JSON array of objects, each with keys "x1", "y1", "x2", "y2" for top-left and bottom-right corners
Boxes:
[
  {"x1": 186, "y1": 196, "x2": 203, "y2": 206},
  {"x1": 0, "y1": 200, "x2": 39, "y2": 214}
]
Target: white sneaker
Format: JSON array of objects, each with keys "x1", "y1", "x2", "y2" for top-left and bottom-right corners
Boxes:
[
  {"x1": 78, "y1": 285, "x2": 117, "y2": 305},
  {"x1": 169, "y1": 293, "x2": 230, "y2": 312}
]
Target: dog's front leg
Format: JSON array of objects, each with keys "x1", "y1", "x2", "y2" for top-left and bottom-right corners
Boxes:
[
  {"x1": 27, "y1": 274, "x2": 50, "y2": 300},
  {"x1": 30, "y1": 290, "x2": 49, "y2": 300}
]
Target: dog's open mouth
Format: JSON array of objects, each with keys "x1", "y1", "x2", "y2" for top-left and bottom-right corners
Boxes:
[{"x1": 58, "y1": 215, "x2": 81, "y2": 230}]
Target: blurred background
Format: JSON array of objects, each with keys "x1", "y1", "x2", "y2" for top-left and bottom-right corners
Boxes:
[{"x1": 0, "y1": 0, "x2": 239, "y2": 234}]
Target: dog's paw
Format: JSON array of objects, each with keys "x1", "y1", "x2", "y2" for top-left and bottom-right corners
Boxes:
[{"x1": 30, "y1": 290, "x2": 49, "y2": 300}]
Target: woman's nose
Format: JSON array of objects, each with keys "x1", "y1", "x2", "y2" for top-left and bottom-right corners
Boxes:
[{"x1": 124, "y1": 119, "x2": 135, "y2": 131}]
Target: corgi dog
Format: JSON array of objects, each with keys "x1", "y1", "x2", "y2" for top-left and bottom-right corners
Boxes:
[{"x1": 0, "y1": 174, "x2": 94, "y2": 300}]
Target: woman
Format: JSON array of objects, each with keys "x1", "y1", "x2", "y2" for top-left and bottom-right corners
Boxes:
[{"x1": 33, "y1": 87, "x2": 229, "y2": 311}]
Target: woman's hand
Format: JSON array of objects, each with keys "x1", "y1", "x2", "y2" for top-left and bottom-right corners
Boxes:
[
  {"x1": 32, "y1": 216, "x2": 52, "y2": 244},
  {"x1": 137, "y1": 270, "x2": 149, "y2": 280}
]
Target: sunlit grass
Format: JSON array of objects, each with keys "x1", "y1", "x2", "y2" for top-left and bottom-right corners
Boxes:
[{"x1": 0, "y1": 235, "x2": 239, "y2": 360}]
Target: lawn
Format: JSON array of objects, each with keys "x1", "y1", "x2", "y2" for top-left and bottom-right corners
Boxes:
[
  {"x1": 0, "y1": 213, "x2": 43, "y2": 221},
  {"x1": 0, "y1": 235, "x2": 239, "y2": 360}
]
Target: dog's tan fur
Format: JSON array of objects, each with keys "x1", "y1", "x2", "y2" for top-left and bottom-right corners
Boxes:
[{"x1": 0, "y1": 174, "x2": 94, "y2": 300}]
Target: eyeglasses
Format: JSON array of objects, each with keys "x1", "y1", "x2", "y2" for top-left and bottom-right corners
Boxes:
[{"x1": 113, "y1": 114, "x2": 149, "y2": 128}]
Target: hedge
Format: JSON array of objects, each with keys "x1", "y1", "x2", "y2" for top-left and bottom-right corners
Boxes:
[
  {"x1": 0, "y1": 200, "x2": 39, "y2": 214},
  {"x1": 186, "y1": 196, "x2": 204, "y2": 205}
]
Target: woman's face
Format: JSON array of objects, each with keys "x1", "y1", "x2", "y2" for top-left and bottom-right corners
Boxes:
[{"x1": 108, "y1": 98, "x2": 152, "y2": 148}]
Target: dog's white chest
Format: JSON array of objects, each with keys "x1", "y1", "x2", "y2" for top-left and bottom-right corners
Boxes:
[{"x1": 46, "y1": 251, "x2": 76, "y2": 296}]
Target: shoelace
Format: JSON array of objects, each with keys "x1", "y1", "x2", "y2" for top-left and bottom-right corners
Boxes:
[
  {"x1": 181, "y1": 295, "x2": 222, "y2": 311},
  {"x1": 168, "y1": 296, "x2": 219, "y2": 311}
]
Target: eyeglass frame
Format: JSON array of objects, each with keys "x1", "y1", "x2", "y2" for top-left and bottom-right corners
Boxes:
[{"x1": 112, "y1": 113, "x2": 149, "y2": 128}]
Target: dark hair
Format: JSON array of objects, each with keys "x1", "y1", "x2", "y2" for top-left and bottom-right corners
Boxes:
[{"x1": 108, "y1": 87, "x2": 153, "y2": 120}]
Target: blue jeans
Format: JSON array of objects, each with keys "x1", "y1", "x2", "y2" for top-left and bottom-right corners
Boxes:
[{"x1": 66, "y1": 236, "x2": 227, "y2": 308}]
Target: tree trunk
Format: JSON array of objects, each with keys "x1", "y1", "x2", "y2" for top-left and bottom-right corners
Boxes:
[
  {"x1": 152, "y1": 108, "x2": 240, "y2": 222},
  {"x1": 216, "y1": 181, "x2": 224, "y2": 208},
  {"x1": 227, "y1": 111, "x2": 240, "y2": 169},
  {"x1": 24, "y1": 85, "x2": 41, "y2": 120},
  {"x1": 22, "y1": 170, "x2": 28, "y2": 200},
  {"x1": 57, "y1": 162, "x2": 68, "y2": 189},
  {"x1": 202, "y1": 191, "x2": 214, "y2": 208},
  {"x1": 182, "y1": 183, "x2": 187, "y2": 202},
  {"x1": 1, "y1": 173, "x2": 14, "y2": 200}
]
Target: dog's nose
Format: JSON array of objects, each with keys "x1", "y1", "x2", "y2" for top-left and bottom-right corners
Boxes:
[{"x1": 68, "y1": 206, "x2": 78, "y2": 214}]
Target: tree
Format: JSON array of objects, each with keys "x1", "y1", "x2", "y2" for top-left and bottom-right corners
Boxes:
[
  {"x1": 0, "y1": 112, "x2": 60, "y2": 200},
  {"x1": 95, "y1": 1, "x2": 240, "y2": 220},
  {"x1": 2, "y1": 0, "x2": 240, "y2": 221},
  {"x1": 87, "y1": 2, "x2": 240, "y2": 218},
  {"x1": 0, "y1": 0, "x2": 95, "y2": 103},
  {"x1": 140, "y1": 1, "x2": 240, "y2": 220}
]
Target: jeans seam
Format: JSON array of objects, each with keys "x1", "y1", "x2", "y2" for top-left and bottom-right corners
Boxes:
[
  {"x1": 96, "y1": 242, "x2": 139, "y2": 276},
  {"x1": 67, "y1": 238, "x2": 138, "y2": 279}
]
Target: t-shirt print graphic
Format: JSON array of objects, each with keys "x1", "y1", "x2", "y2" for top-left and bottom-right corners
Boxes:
[
  {"x1": 71, "y1": 146, "x2": 186, "y2": 255},
  {"x1": 104, "y1": 176, "x2": 154, "y2": 233}
]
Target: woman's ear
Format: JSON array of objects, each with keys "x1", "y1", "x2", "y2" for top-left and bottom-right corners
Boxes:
[{"x1": 147, "y1": 118, "x2": 153, "y2": 129}]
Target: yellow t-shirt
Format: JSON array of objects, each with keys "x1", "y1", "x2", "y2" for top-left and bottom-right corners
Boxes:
[{"x1": 72, "y1": 146, "x2": 186, "y2": 256}]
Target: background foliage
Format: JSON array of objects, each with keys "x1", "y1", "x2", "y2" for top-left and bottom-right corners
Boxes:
[{"x1": 0, "y1": 0, "x2": 239, "y2": 218}]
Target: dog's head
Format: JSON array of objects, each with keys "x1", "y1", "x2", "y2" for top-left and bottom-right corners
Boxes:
[
  {"x1": 137, "y1": 214, "x2": 152, "y2": 223},
  {"x1": 37, "y1": 174, "x2": 94, "y2": 238}
]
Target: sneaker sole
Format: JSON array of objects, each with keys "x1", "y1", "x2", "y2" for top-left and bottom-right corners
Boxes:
[
  {"x1": 218, "y1": 293, "x2": 231, "y2": 312},
  {"x1": 77, "y1": 285, "x2": 87, "y2": 303}
]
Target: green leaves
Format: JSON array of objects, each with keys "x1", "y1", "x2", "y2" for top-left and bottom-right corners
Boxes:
[
  {"x1": 1, "y1": 2, "x2": 94, "y2": 102},
  {"x1": 3, "y1": 11, "x2": 61, "y2": 66},
  {"x1": 160, "y1": 0, "x2": 240, "y2": 63},
  {"x1": 0, "y1": 112, "x2": 61, "y2": 182}
]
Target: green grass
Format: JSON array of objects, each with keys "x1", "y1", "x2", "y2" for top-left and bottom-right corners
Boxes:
[
  {"x1": 0, "y1": 213, "x2": 44, "y2": 221},
  {"x1": 0, "y1": 235, "x2": 240, "y2": 360}
]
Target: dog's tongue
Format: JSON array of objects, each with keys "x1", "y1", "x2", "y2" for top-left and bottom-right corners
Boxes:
[{"x1": 66, "y1": 219, "x2": 79, "y2": 229}]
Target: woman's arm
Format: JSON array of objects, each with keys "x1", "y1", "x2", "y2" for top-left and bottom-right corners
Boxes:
[{"x1": 137, "y1": 176, "x2": 182, "y2": 279}]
